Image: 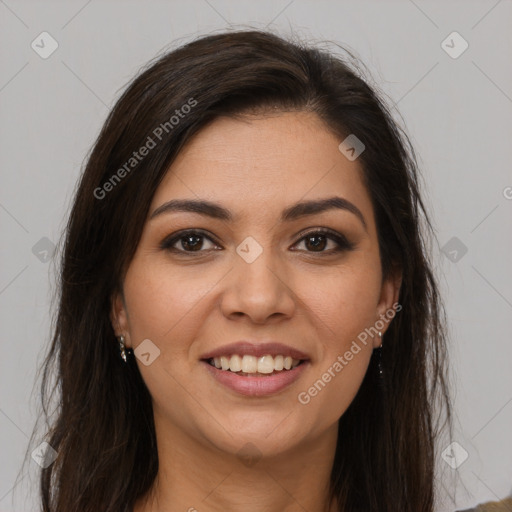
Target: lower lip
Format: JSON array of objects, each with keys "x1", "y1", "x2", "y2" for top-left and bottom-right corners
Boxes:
[{"x1": 202, "y1": 360, "x2": 309, "y2": 397}]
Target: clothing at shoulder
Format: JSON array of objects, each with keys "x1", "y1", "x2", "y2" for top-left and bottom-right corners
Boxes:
[{"x1": 456, "y1": 496, "x2": 512, "y2": 511}]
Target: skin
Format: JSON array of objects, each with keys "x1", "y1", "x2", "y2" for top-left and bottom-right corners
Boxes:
[{"x1": 111, "y1": 111, "x2": 401, "y2": 512}]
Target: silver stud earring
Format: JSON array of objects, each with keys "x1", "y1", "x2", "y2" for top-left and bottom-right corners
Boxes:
[{"x1": 118, "y1": 335, "x2": 128, "y2": 363}]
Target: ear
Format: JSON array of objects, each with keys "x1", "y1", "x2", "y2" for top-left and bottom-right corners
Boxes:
[
  {"x1": 374, "y1": 266, "x2": 402, "y2": 348},
  {"x1": 110, "y1": 288, "x2": 131, "y2": 348}
]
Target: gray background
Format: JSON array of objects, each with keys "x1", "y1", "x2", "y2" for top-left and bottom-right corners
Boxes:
[{"x1": 1, "y1": 1, "x2": 511, "y2": 511}]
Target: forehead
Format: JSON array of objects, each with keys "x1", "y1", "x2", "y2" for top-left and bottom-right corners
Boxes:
[{"x1": 150, "y1": 112, "x2": 374, "y2": 226}]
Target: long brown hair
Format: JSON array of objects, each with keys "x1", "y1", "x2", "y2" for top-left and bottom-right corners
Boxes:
[{"x1": 32, "y1": 29, "x2": 451, "y2": 511}]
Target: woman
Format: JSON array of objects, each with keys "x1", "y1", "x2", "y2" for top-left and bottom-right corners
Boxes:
[{"x1": 36, "y1": 30, "x2": 452, "y2": 511}]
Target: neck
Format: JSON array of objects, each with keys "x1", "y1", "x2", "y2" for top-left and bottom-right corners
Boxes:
[{"x1": 134, "y1": 417, "x2": 339, "y2": 512}]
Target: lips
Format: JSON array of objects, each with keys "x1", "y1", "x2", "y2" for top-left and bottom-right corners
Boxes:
[
  {"x1": 200, "y1": 341, "x2": 310, "y2": 361},
  {"x1": 200, "y1": 341, "x2": 310, "y2": 396},
  {"x1": 203, "y1": 359, "x2": 309, "y2": 397}
]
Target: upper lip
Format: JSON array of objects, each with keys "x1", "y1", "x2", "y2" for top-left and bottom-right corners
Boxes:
[{"x1": 200, "y1": 341, "x2": 310, "y2": 361}]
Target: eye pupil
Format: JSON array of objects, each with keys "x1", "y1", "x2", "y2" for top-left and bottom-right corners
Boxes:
[
  {"x1": 305, "y1": 234, "x2": 327, "y2": 251},
  {"x1": 182, "y1": 234, "x2": 203, "y2": 251}
]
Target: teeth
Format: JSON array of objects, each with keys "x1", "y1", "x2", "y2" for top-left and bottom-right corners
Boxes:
[
  {"x1": 242, "y1": 355, "x2": 257, "y2": 373},
  {"x1": 229, "y1": 354, "x2": 242, "y2": 372},
  {"x1": 257, "y1": 355, "x2": 274, "y2": 374},
  {"x1": 209, "y1": 354, "x2": 301, "y2": 374}
]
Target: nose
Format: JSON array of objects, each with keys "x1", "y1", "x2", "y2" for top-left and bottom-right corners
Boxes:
[{"x1": 219, "y1": 248, "x2": 296, "y2": 325}]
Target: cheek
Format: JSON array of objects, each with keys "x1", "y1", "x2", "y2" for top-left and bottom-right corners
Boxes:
[
  {"x1": 294, "y1": 258, "x2": 382, "y2": 348},
  {"x1": 292, "y1": 260, "x2": 380, "y2": 422},
  {"x1": 121, "y1": 260, "x2": 214, "y2": 421},
  {"x1": 123, "y1": 258, "x2": 222, "y2": 342},
  {"x1": 299, "y1": 348, "x2": 372, "y2": 432}
]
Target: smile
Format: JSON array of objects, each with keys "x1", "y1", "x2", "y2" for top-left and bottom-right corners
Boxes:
[
  {"x1": 208, "y1": 354, "x2": 302, "y2": 376},
  {"x1": 202, "y1": 358, "x2": 309, "y2": 397},
  {"x1": 200, "y1": 341, "x2": 310, "y2": 396}
]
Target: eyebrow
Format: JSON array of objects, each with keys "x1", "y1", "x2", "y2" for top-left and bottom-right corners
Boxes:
[{"x1": 149, "y1": 196, "x2": 367, "y2": 231}]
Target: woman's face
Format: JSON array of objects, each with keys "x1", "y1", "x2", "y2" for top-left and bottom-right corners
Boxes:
[{"x1": 112, "y1": 111, "x2": 400, "y2": 458}]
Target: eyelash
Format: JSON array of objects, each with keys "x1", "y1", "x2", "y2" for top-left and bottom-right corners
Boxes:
[{"x1": 160, "y1": 228, "x2": 355, "y2": 256}]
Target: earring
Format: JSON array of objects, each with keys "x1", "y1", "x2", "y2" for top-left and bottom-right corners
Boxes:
[
  {"x1": 375, "y1": 331, "x2": 383, "y2": 378},
  {"x1": 118, "y1": 335, "x2": 128, "y2": 363}
]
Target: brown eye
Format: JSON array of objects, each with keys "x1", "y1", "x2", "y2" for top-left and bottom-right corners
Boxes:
[
  {"x1": 293, "y1": 229, "x2": 355, "y2": 254},
  {"x1": 179, "y1": 233, "x2": 205, "y2": 251},
  {"x1": 303, "y1": 233, "x2": 328, "y2": 252},
  {"x1": 160, "y1": 230, "x2": 220, "y2": 253}
]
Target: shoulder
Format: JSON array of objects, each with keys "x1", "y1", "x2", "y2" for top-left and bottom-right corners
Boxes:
[{"x1": 456, "y1": 497, "x2": 512, "y2": 511}]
